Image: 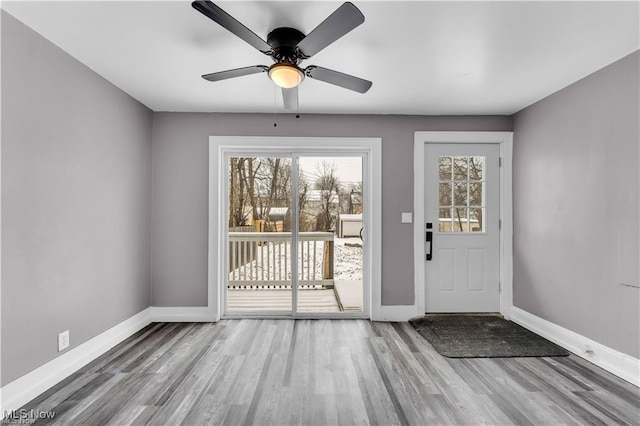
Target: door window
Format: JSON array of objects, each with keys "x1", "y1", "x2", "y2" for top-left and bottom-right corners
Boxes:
[{"x1": 438, "y1": 156, "x2": 485, "y2": 233}]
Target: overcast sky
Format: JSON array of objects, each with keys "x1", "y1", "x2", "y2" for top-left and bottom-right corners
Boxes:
[{"x1": 298, "y1": 156, "x2": 362, "y2": 185}]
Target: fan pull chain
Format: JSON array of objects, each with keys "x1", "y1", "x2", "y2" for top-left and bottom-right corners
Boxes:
[
  {"x1": 273, "y1": 84, "x2": 278, "y2": 127},
  {"x1": 296, "y1": 89, "x2": 300, "y2": 119}
]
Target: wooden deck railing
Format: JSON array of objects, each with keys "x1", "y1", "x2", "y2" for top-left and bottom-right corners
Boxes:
[{"x1": 228, "y1": 232, "x2": 334, "y2": 289}]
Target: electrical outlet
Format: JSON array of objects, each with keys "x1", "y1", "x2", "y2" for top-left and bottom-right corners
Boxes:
[{"x1": 58, "y1": 330, "x2": 70, "y2": 352}]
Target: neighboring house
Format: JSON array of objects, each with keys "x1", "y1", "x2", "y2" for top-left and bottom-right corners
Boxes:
[
  {"x1": 255, "y1": 206, "x2": 290, "y2": 231},
  {"x1": 305, "y1": 189, "x2": 340, "y2": 212},
  {"x1": 348, "y1": 190, "x2": 363, "y2": 214},
  {"x1": 302, "y1": 189, "x2": 340, "y2": 231}
]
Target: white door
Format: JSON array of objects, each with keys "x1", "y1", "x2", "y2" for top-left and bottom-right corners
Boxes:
[{"x1": 424, "y1": 143, "x2": 500, "y2": 312}]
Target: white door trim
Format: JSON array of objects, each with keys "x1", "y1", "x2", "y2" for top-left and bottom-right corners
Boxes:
[
  {"x1": 208, "y1": 136, "x2": 382, "y2": 321},
  {"x1": 414, "y1": 132, "x2": 513, "y2": 318}
]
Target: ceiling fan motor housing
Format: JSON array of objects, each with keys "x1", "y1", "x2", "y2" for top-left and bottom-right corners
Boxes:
[{"x1": 267, "y1": 27, "x2": 306, "y2": 64}]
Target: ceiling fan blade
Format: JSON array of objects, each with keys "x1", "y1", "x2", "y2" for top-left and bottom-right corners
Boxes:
[
  {"x1": 296, "y1": 2, "x2": 364, "y2": 58},
  {"x1": 192, "y1": 1, "x2": 272, "y2": 54},
  {"x1": 202, "y1": 65, "x2": 268, "y2": 82},
  {"x1": 282, "y1": 87, "x2": 298, "y2": 110},
  {"x1": 305, "y1": 66, "x2": 372, "y2": 93}
]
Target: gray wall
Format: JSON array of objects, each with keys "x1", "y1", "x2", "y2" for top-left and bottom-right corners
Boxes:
[
  {"x1": 1, "y1": 11, "x2": 153, "y2": 385},
  {"x1": 151, "y1": 113, "x2": 511, "y2": 307},
  {"x1": 512, "y1": 51, "x2": 640, "y2": 357}
]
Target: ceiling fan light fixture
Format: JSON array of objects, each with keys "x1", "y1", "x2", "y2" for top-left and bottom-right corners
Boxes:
[{"x1": 268, "y1": 63, "x2": 304, "y2": 88}]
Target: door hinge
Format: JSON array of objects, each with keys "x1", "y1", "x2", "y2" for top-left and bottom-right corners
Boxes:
[
  {"x1": 499, "y1": 219, "x2": 502, "y2": 230},
  {"x1": 499, "y1": 282, "x2": 502, "y2": 292},
  {"x1": 499, "y1": 157, "x2": 502, "y2": 167}
]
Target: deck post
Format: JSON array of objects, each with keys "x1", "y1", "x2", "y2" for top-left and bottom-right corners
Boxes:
[{"x1": 323, "y1": 239, "x2": 334, "y2": 280}]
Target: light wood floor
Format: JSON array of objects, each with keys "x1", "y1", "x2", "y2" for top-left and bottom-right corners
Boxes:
[{"x1": 18, "y1": 320, "x2": 640, "y2": 425}]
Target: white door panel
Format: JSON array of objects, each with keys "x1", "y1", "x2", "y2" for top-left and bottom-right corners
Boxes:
[{"x1": 425, "y1": 143, "x2": 500, "y2": 312}]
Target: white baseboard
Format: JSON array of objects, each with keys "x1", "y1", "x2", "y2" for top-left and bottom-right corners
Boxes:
[
  {"x1": 510, "y1": 307, "x2": 640, "y2": 387},
  {"x1": 150, "y1": 306, "x2": 212, "y2": 322},
  {"x1": 375, "y1": 305, "x2": 418, "y2": 322},
  {"x1": 15, "y1": 305, "x2": 606, "y2": 417},
  {"x1": 0, "y1": 305, "x2": 217, "y2": 416},
  {"x1": 0, "y1": 308, "x2": 153, "y2": 415}
]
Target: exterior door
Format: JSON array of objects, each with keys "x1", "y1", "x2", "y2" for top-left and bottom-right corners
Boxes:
[
  {"x1": 223, "y1": 153, "x2": 367, "y2": 317},
  {"x1": 225, "y1": 156, "x2": 294, "y2": 315},
  {"x1": 296, "y1": 156, "x2": 365, "y2": 315},
  {"x1": 424, "y1": 143, "x2": 500, "y2": 312}
]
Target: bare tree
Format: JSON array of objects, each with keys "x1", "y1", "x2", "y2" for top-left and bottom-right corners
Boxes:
[
  {"x1": 229, "y1": 157, "x2": 238, "y2": 227},
  {"x1": 345, "y1": 182, "x2": 363, "y2": 214},
  {"x1": 228, "y1": 157, "x2": 262, "y2": 227},
  {"x1": 446, "y1": 156, "x2": 483, "y2": 232},
  {"x1": 229, "y1": 157, "x2": 299, "y2": 231},
  {"x1": 314, "y1": 161, "x2": 340, "y2": 232},
  {"x1": 229, "y1": 158, "x2": 249, "y2": 227},
  {"x1": 262, "y1": 158, "x2": 282, "y2": 231},
  {"x1": 245, "y1": 158, "x2": 261, "y2": 223},
  {"x1": 298, "y1": 173, "x2": 311, "y2": 231}
]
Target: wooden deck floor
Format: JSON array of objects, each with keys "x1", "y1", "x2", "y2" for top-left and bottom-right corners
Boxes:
[
  {"x1": 227, "y1": 281, "x2": 363, "y2": 313},
  {"x1": 227, "y1": 289, "x2": 341, "y2": 312},
  {"x1": 15, "y1": 320, "x2": 640, "y2": 425}
]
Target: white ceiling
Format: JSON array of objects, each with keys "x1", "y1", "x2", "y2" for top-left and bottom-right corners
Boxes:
[{"x1": 2, "y1": 1, "x2": 639, "y2": 115}]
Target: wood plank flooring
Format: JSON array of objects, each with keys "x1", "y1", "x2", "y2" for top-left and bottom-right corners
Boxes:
[{"x1": 16, "y1": 320, "x2": 640, "y2": 425}]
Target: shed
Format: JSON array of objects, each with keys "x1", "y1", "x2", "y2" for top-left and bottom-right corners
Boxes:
[{"x1": 338, "y1": 214, "x2": 363, "y2": 238}]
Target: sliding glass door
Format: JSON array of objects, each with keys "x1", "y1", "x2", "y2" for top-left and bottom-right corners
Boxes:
[
  {"x1": 224, "y1": 153, "x2": 365, "y2": 317},
  {"x1": 226, "y1": 156, "x2": 294, "y2": 314},
  {"x1": 296, "y1": 156, "x2": 364, "y2": 314}
]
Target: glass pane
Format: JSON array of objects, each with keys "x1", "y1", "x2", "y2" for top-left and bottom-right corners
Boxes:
[
  {"x1": 453, "y1": 157, "x2": 468, "y2": 180},
  {"x1": 470, "y1": 208, "x2": 484, "y2": 232},
  {"x1": 439, "y1": 182, "x2": 452, "y2": 206},
  {"x1": 469, "y1": 182, "x2": 483, "y2": 207},
  {"x1": 226, "y1": 157, "x2": 292, "y2": 313},
  {"x1": 454, "y1": 182, "x2": 468, "y2": 206},
  {"x1": 437, "y1": 155, "x2": 486, "y2": 234},
  {"x1": 439, "y1": 156, "x2": 452, "y2": 180},
  {"x1": 469, "y1": 156, "x2": 484, "y2": 181},
  {"x1": 453, "y1": 207, "x2": 468, "y2": 232},
  {"x1": 297, "y1": 157, "x2": 363, "y2": 314},
  {"x1": 439, "y1": 208, "x2": 452, "y2": 232}
]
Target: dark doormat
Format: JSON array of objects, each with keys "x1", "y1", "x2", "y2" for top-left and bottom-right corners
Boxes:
[{"x1": 409, "y1": 315, "x2": 570, "y2": 358}]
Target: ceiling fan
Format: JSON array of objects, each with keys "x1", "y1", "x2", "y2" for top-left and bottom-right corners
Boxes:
[{"x1": 191, "y1": 1, "x2": 372, "y2": 110}]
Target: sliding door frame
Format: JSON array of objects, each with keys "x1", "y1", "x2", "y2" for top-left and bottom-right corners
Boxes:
[
  {"x1": 222, "y1": 152, "x2": 297, "y2": 318},
  {"x1": 208, "y1": 137, "x2": 382, "y2": 321}
]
